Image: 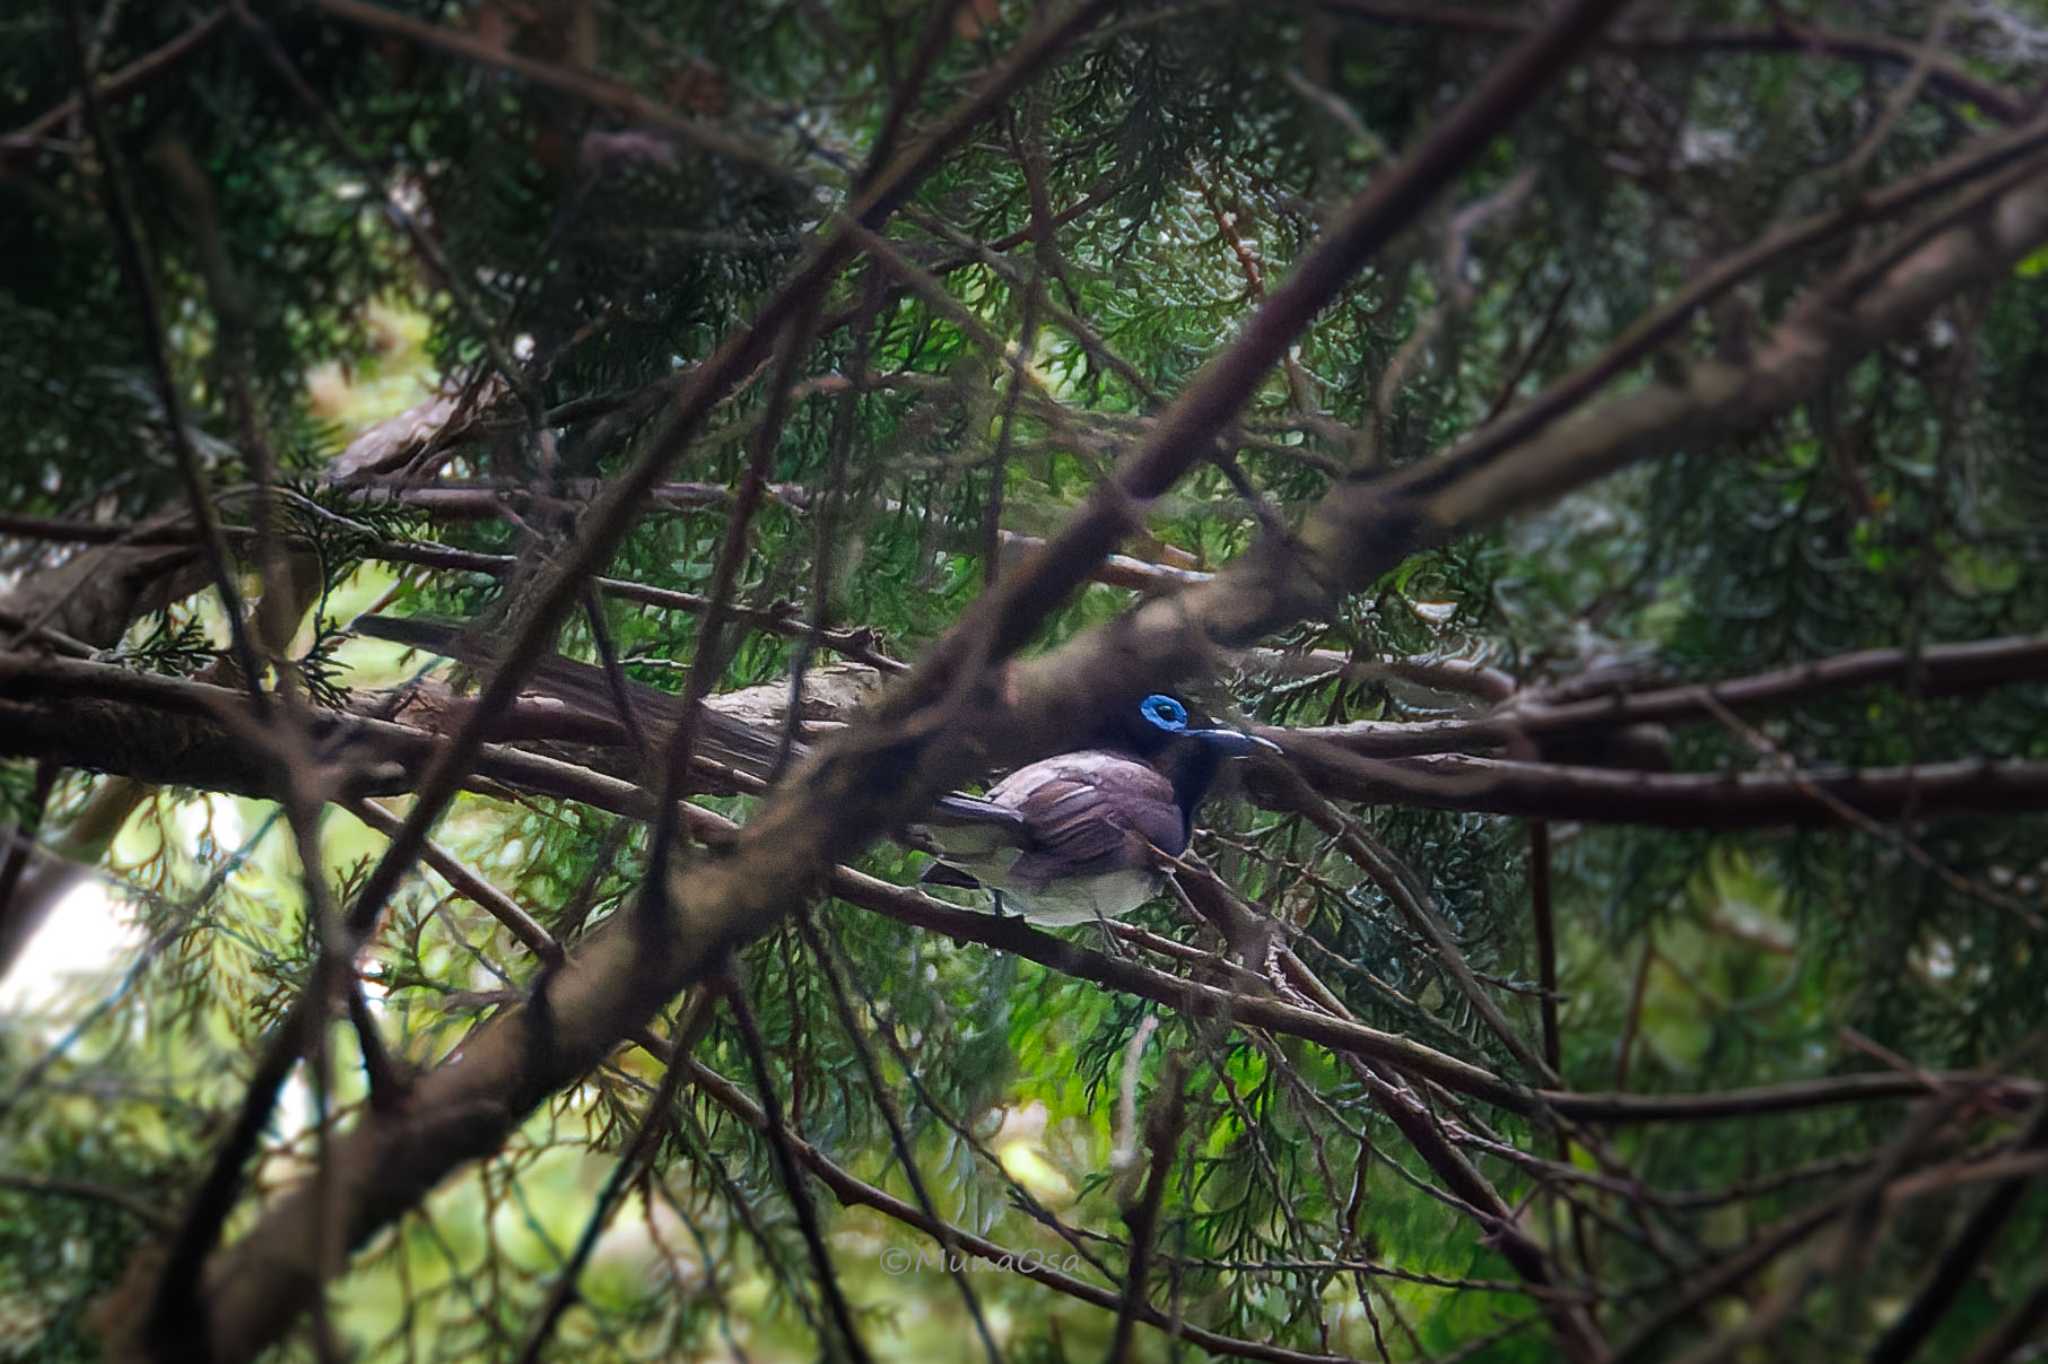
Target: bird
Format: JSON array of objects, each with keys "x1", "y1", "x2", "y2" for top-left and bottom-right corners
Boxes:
[
  {"x1": 352, "y1": 616, "x2": 1276, "y2": 926},
  {"x1": 917, "y1": 692, "x2": 1279, "y2": 927}
]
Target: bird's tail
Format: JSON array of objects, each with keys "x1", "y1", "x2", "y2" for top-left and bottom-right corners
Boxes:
[
  {"x1": 353, "y1": 614, "x2": 790, "y2": 776},
  {"x1": 355, "y1": 614, "x2": 1035, "y2": 842},
  {"x1": 918, "y1": 861, "x2": 983, "y2": 890}
]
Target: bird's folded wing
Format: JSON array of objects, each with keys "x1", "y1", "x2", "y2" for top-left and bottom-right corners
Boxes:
[{"x1": 993, "y1": 756, "x2": 1185, "y2": 888}]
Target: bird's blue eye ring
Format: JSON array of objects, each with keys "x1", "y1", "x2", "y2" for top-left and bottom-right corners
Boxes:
[{"x1": 1140, "y1": 694, "x2": 1188, "y2": 730}]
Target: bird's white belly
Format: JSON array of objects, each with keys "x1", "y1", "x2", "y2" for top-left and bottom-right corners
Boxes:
[{"x1": 975, "y1": 861, "x2": 1161, "y2": 927}]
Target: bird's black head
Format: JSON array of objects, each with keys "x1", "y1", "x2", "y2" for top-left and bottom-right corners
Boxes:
[{"x1": 1114, "y1": 691, "x2": 1280, "y2": 832}]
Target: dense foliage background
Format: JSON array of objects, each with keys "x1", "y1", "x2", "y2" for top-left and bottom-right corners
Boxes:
[{"x1": 3, "y1": 1, "x2": 2047, "y2": 1361}]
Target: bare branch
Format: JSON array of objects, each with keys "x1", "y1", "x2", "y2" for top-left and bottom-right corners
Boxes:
[{"x1": 1319, "y1": 3, "x2": 2031, "y2": 123}]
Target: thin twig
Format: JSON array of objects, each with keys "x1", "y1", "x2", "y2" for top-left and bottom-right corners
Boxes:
[
  {"x1": 59, "y1": 0, "x2": 266, "y2": 709},
  {"x1": 716, "y1": 969, "x2": 874, "y2": 1364},
  {"x1": 1109, "y1": 1052, "x2": 1187, "y2": 1363},
  {"x1": 513, "y1": 996, "x2": 712, "y2": 1364},
  {"x1": 795, "y1": 906, "x2": 1005, "y2": 1364}
]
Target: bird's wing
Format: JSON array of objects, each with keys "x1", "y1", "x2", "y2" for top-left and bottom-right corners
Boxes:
[
  {"x1": 995, "y1": 752, "x2": 1186, "y2": 888},
  {"x1": 917, "y1": 859, "x2": 985, "y2": 889}
]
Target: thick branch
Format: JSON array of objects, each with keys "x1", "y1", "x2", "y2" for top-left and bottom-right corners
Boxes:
[
  {"x1": 1276, "y1": 746, "x2": 2048, "y2": 827},
  {"x1": 11, "y1": 655, "x2": 2048, "y2": 840},
  {"x1": 1280, "y1": 633, "x2": 2048, "y2": 757}
]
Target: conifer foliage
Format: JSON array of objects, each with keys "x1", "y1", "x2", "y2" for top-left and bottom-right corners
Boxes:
[{"x1": 3, "y1": 2, "x2": 2048, "y2": 1360}]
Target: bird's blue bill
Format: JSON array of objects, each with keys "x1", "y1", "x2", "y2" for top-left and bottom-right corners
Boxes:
[{"x1": 1181, "y1": 729, "x2": 1282, "y2": 757}]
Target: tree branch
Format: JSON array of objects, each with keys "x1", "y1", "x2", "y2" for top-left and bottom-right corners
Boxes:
[{"x1": 1318, "y1": 3, "x2": 2029, "y2": 124}]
